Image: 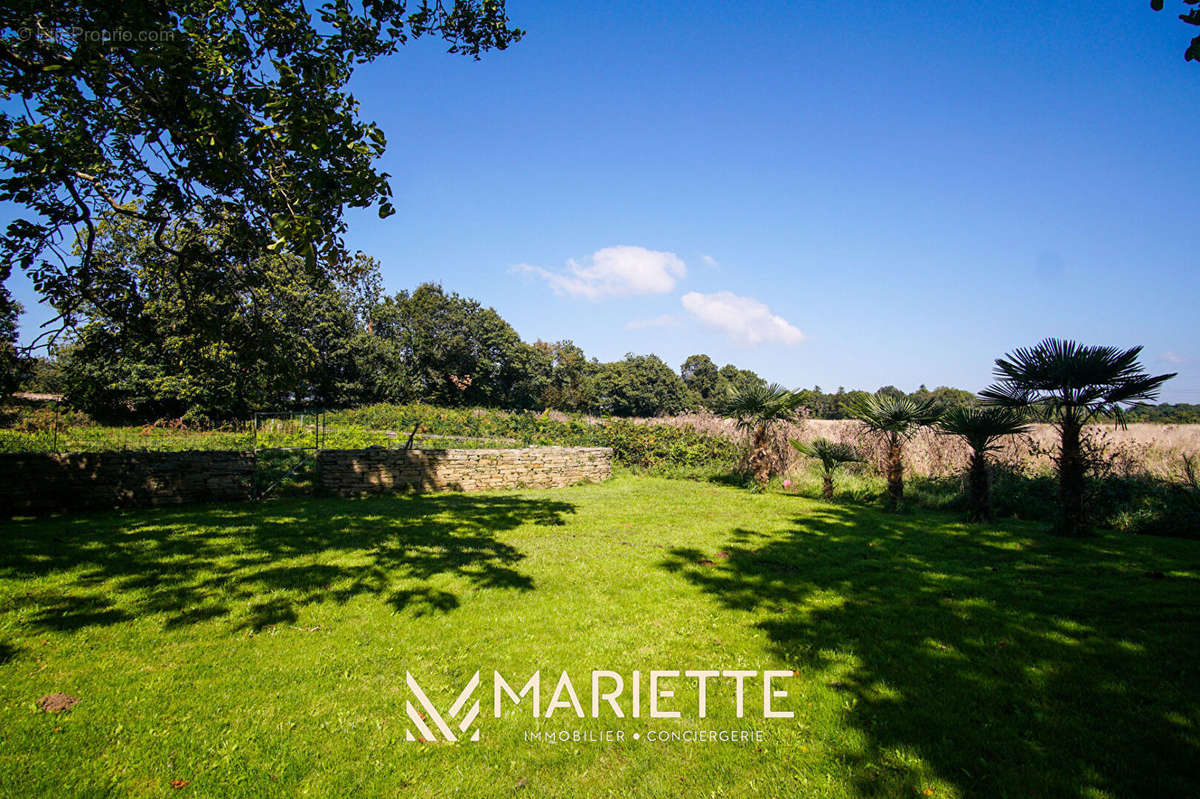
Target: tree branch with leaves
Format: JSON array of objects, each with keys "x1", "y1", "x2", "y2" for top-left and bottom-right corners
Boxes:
[
  {"x1": 1152, "y1": 0, "x2": 1200, "y2": 61},
  {"x1": 0, "y1": 0, "x2": 522, "y2": 345}
]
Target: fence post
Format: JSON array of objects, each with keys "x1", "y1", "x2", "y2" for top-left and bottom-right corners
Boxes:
[{"x1": 314, "y1": 410, "x2": 323, "y2": 495}]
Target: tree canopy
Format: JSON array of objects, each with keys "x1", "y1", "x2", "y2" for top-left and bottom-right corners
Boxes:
[
  {"x1": 535, "y1": 340, "x2": 593, "y2": 412},
  {"x1": 368, "y1": 283, "x2": 547, "y2": 409},
  {"x1": 0, "y1": 0, "x2": 522, "y2": 344},
  {"x1": 590, "y1": 354, "x2": 693, "y2": 417},
  {"x1": 57, "y1": 213, "x2": 372, "y2": 420},
  {"x1": 979, "y1": 339, "x2": 1176, "y2": 428},
  {"x1": 1152, "y1": 0, "x2": 1200, "y2": 62},
  {"x1": 681, "y1": 354, "x2": 720, "y2": 405}
]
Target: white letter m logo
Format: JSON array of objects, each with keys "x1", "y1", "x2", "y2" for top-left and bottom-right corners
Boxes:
[{"x1": 405, "y1": 671, "x2": 482, "y2": 742}]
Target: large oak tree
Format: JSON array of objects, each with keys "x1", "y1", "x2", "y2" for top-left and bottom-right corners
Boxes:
[{"x1": 0, "y1": 0, "x2": 522, "y2": 346}]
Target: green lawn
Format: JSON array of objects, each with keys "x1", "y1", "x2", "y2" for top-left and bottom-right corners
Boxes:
[{"x1": 1, "y1": 476, "x2": 1197, "y2": 798}]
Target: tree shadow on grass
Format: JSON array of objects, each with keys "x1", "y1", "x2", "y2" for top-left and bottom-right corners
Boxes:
[
  {"x1": 0, "y1": 493, "x2": 571, "y2": 635},
  {"x1": 661, "y1": 504, "x2": 1200, "y2": 798}
]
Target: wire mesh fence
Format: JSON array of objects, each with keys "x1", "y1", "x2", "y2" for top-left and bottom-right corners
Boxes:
[
  {"x1": 251, "y1": 411, "x2": 327, "y2": 500},
  {"x1": 252, "y1": 411, "x2": 325, "y2": 452}
]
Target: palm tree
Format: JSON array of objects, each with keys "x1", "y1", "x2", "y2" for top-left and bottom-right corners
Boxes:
[
  {"x1": 937, "y1": 406, "x2": 1031, "y2": 522},
  {"x1": 726, "y1": 383, "x2": 803, "y2": 488},
  {"x1": 790, "y1": 437, "x2": 861, "y2": 501},
  {"x1": 846, "y1": 392, "x2": 940, "y2": 511},
  {"x1": 980, "y1": 338, "x2": 1175, "y2": 536}
]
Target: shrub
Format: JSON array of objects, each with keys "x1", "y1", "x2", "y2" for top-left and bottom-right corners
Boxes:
[
  {"x1": 590, "y1": 420, "x2": 738, "y2": 471},
  {"x1": 5, "y1": 404, "x2": 90, "y2": 433}
]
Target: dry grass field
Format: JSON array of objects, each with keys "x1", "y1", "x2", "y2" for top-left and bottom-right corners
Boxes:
[{"x1": 639, "y1": 412, "x2": 1200, "y2": 482}]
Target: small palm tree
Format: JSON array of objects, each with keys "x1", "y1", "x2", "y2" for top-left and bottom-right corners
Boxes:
[
  {"x1": 980, "y1": 338, "x2": 1175, "y2": 536},
  {"x1": 726, "y1": 383, "x2": 803, "y2": 489},
  {"x1": 790, "y1": 437, "x2": 861, "y2": 501},
  {"x1": 846, "y1": 392, "x2": 940, "y2": 511},
  {"x1": 937, "y1": 406, "x2": 1031, "y2": 522}
]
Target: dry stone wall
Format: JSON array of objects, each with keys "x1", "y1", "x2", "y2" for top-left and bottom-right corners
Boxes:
[
  {"x1": 0, "y1": 450, "x2": 254, "y2": 515},
  {"x1": 0, "y1": 446, "x2": 613, "y2": 515},
  {"x1": 318, "y1": 447, "x2": 613, "y2": 495}
]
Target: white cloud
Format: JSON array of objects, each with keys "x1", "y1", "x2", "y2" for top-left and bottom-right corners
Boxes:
[
  {"x1": 624, "y1": 314, "x2": 682, "y2": 330},
  {"x1": 513, "y1": 245, "x2": 686, "y2": 300},
  {"x1": 1162, "y1": 351, "x2": 1191, "y2": 365},
  {"x1": 701, "y1": 254, "x2": 719, "y2": 268},
  {"x1": 680, "y1": 291, "x2": 804, "y2": 346}
]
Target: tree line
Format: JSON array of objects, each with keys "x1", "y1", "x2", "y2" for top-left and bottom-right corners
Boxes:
[
  {"x1": 0, "y1": 214, "x2": 970, "y2": 421},
  {"x1": 7, "y1": 214, "x2": 1199, "y2": 426}
]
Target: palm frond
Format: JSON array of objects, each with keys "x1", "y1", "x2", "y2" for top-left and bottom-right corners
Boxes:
[
  {"x1": 845, "y1": 392, "x2": 940, "y2": 438},
  {"x1": 937, "y1": 406, "x2": 1031, "y2": 453},
  {"x1": 726, "y1": 383, "x2": 802, "y2": 429},
  {"x1": 982, "y1": 338, "x2": 1176, "y2": 426},
  {"x1": 790, "y1": 437, "x2": 861, "y2": 471}
]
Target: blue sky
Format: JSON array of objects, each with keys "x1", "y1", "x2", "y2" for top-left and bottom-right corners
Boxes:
[{"x1": 8, "y1": 0, "x2": 1200, "y2": 401}]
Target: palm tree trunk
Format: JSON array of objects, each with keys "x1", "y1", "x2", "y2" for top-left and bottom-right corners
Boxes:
[
  {"x1": 822, "y1": 472, "x2": 834, "y2": 501},
  {"x1": 885, "y1": 437, "x2": 904, "y2": 511},
  {"x1": 967, "y1": 450, "x2": 990, "y2": 522},
  {"x1": 1058, "y1": 416, "x2": 1087, "y2": 536},
  {"x1": 752, "y1": 425, "x2": 771, "y2": 488}
]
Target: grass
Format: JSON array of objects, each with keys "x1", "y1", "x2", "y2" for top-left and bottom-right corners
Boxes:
[
  {"x1": 0, "y1": 425, "x2": 524, "y2": 454},
  {"x1": 1, "y1": 476, "x2": 1198, "y2": 797}
]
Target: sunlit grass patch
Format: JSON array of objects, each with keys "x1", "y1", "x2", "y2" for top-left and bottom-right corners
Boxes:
[{"x1": 1, "y1": 476, "x2": 1197, "y2": 797}]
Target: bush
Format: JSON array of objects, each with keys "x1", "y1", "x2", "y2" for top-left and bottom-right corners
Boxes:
[
  {"x1": 590, "y1": 419, "x2": 738, "y2": 471},
  {"x1": 989, "y1": 464, "x2": 1059, "y2": 522},
  {"x1": 907, "y1": 476, "x2": 965, "y2": 512},
  {"x1": 1107, "y1": 479, "x2": 1200, "y2": 538},
  {"x1": 2, "y1": 403, "x2": 90, "y2": 433},
  {"x1": 977, "y1": 461, "x2": 1200, "y2": 538}
]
